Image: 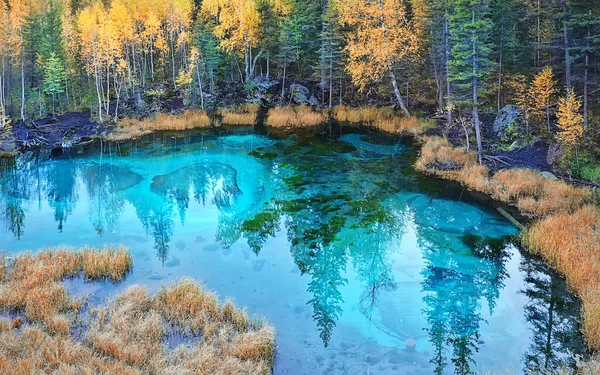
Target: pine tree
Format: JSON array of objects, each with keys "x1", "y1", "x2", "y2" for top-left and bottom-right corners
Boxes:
[
  {"x1": 42, "y1": 52, "x2": 66, "y2": 116},
  {"x1": 448, "y1": 0, "x2": 493, "y2": 162}
]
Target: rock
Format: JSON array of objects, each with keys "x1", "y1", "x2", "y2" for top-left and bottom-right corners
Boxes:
[
  {"x1": 493, "y1": 105, "x2": 525, "y2": 137},
  {"x1": 251, "y1": 76, "x2": 280, "y2": 94},
  {"x1": 290, "y1": 84, "x2": 311, "y2": 105},
  {"x1": 405, "y1": 338, "x2": 417, "y2": 352},
  {"x1": 547, "y1": 143, "x2": 563, "y2": 166},
  {"x1": 540, "y1": 171, "x2": 558, "y2": 180}
]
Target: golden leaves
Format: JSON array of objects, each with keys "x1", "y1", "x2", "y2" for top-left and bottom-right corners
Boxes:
[
  {"x1": 337, "y1": 0, "x2": 419, "y2": 91},
  {"x1": 556, "y1": 90, "x2": 584, "y2": 149}
]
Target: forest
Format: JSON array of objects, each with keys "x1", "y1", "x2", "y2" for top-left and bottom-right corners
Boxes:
[{"x1": 0, "y1": 0, "x2": 597, "y2": 177}]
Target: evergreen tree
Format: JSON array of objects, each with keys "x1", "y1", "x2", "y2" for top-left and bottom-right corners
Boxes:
[
  {"x1": 42, "y1": 52, "x2": 66, "y2": 116},
  {"x1": 448, "y1": 0, "x2": 494, "y2": 162}
]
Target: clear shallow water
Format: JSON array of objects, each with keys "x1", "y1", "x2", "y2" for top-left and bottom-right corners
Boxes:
[{"x1": 0, "y1": 129, "x2": 587, "y2": 374}]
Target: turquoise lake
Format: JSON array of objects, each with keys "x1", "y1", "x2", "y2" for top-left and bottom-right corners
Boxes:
[{"x1": 0, "y1": 128, "x2": 587, "y2": 374}]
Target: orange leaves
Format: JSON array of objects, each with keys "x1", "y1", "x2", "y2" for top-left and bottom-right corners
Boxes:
[
  {"x1": 556, "y1": 89, "x2": 584, "y2": 149},
  {"x1": 201, "y1": 0, "x2": 264, "y2": 55},
  {"x1": 337, "y1": 0, "x2": 419, "y2": 91}
]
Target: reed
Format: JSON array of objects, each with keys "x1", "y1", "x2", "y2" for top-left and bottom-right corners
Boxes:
[
  {"x1": 220, "y1": 104, "x2": 260, "y2": 125},
  {"x1": 266, "y1": 106, "x2": 326, "y2": 128}
]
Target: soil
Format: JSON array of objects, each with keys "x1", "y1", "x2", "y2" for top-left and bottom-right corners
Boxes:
[
  {"x1": 6, "y1": 111, "x2": 111, "y2": 154},
  {"x1": 490, "y1": 141, "x2": 551, "y2": 172}
]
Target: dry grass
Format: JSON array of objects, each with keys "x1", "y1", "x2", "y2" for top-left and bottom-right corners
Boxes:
[
  {"x1": 108, "y1": 111, "x2": 211, "y2": 141},
  {"x1": 333, "y1": 105, "x2": 433, "y2": 135},
  {"x1": 0, "y1": 249, "x2": 275, "y2": 375},
  {"x1": 490, "y1": 170, "x2": 591, "y2": 217},
  {"x1": 525, "y1": 206, "x2": 600, "y2": 350},
  {"x1": 220, "y1": 104, "x2": 260, "y2": 125},
  {"x1": 266, "y1": 106, "x2": 326, "y2": 128},
  {"x1": 0, "y1": 246, "x2": 131, "y2": 327},
  {"x1": 415, "y1": 137, "x2": 591, "y2": 217},
  {"x1": 82, "y1": 246, "x2": 132, "y2": 281}
]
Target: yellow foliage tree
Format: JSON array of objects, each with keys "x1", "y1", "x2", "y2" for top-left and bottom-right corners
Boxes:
[
  {"x1": 8, "y1": 0, "x2": 30, "y2": 120},
  {"x1": 556, "y1": 89, "x2": 584, "y2": 151},
  {"x1": 527, "y1": 66, "x2": 556, "y2": 131},
  {"x1": 0, "y1": 1, "x2": 10, "y2": 129},
  {"x1": 201, "y1": 0, "x2": 264, "y2": 82},
  {"x1": 337, "y1": 0, "x2": 419, "y2": 116}
]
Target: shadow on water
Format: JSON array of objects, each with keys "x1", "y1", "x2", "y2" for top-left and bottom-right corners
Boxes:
[{"x1": 0, "y1": 126, "x2": 590, "y2": 374}]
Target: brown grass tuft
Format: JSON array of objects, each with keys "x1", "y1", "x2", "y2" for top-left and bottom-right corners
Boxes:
[
  {"x1": 108, "y1": 110, "x2": 211, "y2": 141},
  {"x1": 334, "y1": 106, "x2": 433, "y2": 135},
  {"x1": 220, "y1": 104, "x2": 260, "y2": 125},
  {"x1": 82, "y1": 245, "x2": 132, "y2": 281},
  {"x1": 266, "y1": 106, "x2": 326, "y2": 128}
]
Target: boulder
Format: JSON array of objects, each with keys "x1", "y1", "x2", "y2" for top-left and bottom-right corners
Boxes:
[
  {"x1": 540, "y1": 171, "x2": 558, "y2": 180},
  {"x1": 251, "y1": 76, "x2": 280, "y2": 95},
  {"x1": 493, "y1": 105, "x2": 525, "y2": 137},
  {"x1": 290, "y1": 84, "x2": 310, "y2": 105}
]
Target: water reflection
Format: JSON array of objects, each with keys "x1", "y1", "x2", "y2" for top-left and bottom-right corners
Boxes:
[
  {"x1": 0, "y1": 131, "x2": 589, "y2": 374},
  {"x1": 521, "y1": 256, "x2": 587, "y2": 372}
]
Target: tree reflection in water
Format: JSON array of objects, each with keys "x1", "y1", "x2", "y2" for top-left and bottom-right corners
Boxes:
[{"x1": 0, "y1": 134, "x2": 591, "y2": 373}]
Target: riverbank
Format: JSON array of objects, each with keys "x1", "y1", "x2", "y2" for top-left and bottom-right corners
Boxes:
[{"x1": 414, "y1": 136, "x2": 600, "y2": 356}]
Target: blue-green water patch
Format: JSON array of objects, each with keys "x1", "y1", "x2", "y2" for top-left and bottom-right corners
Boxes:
[{"x1": 0, "y1": 129, "x2": 587, "y2": 374}]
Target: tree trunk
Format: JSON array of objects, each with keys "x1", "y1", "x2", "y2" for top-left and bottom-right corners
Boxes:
[
  {"x1": 472, "y1": 10, "x2": 483, "y2": 163},
  {"x1": 329, "y1": 51, "x2": 334, "y2": 108},
  {"x1": 196, "y1": 64, "x2": 204, "y2": 110},
  {"x1": 497, "y1": 18, "x2": 504, "y2": 112},
  {"x1": 583, "y1": 9, "x2": 591, "y2": 129},
  {"x1": 561, "y1": 0, "x2": 572, "y2": 90},
  {"x1": 444, "y1": 9, "x2": 452, "y2": 126},
  {"x1": 320, "y1": 0, "x2": 328, "y2": 105},
  {"x1": 20, "y1": 62, "x2": 25, "y2": 121},
  {"x1": 281, "y1": 60, "x2": 287, "y2": 99},
  {"x1": 390, "y1": 69, "x2": 411, "y2": 117}
]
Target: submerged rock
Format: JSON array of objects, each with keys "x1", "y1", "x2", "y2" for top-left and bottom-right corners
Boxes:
[
  {"x1": 84, "y1": 163, "x2": 144, "y2": 193},
  {"x1": 151, "y1": 163, "x2": 242, "y2": 209},
  {"x1": 216, "y1": 134, "x2": 275, "y2": 149},
  {"x1": 339, "y1": 134, "x2": 404, "y2": 156}
]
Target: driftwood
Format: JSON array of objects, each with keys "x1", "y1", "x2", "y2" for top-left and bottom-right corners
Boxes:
[
  {"x1": 482, "y1": 155, "x2": 511, "y2": 168},
  {"x1": 496, "y1": 207, "x2": 524, "y2": 230},
  {"x1": 427, "y1": 162, "x2": 462, "y2": 171},
  {"x1": 557, "y1": 175, "x2": 600, "y2": 189}
]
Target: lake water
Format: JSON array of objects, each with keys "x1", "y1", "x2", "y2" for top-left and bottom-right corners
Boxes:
[{"x1": 0, "y1": 128, "x2": 587, "y2": 374}]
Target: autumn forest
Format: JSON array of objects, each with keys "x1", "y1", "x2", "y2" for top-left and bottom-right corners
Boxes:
[{"x1": 1, "y1": 0, "x2": 600, "y2": 374}]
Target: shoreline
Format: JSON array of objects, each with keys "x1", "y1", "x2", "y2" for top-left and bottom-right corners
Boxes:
[{"x1": 1, "y1": 109, "x2": 598, "y2": 365}]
